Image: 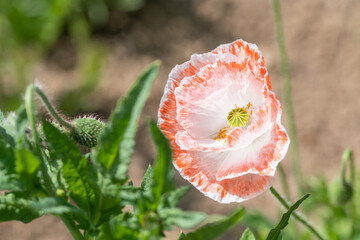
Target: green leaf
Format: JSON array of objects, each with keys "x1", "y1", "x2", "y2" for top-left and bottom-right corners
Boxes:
[
  {"x1": 164, "y1": 186, "x2": 190, "y2": 208},
  {"x1": 0, "y1": 112, "x2": 15, "y2": 148},
  {"x1": 241, "y1": 211, "x2": 273, "y2": 229},
  {"x1": 14, "y1": 106, "x2": 28, "y2": 144},
  {"x1": 43, "y1": 121, "x2": 95, "y2": 212},
  {"x1": 149, "y1": 119, "x2": 175, "y2": 207},
  {"x1": 90, "y1": 174, "x2": 139, "y2": 225},
  {"x1": 0, "y1": 137, "x2": 15, "y2": 174},
  {"x1": 15, "y1": 148, "x2": 40, "y2": 176},
  {"x1": 266, "y1": 194, "x2": 310, "y2": 240},
  {"x1": 160, "y1": 208, "x2": 206, "y2": 229},
  {"x1": 0, "y1": 193, "x2": 40, "y2": 223},
  {"x1": 240, "y1": 228, "x2": 256, "y2": 240},
  {"x1": 30, "y1": 197, "x2": 89, "y2": 224},
  {"x1": 141, "y1": 165, "x2": 153, "y2": 197},
  {"x1": 0, "y1": 106, "x2": 28, "y2": 147},
  {"x1": 95, "y1": 61, "x2": 159, "y2": 179},
  {"x1": 14, "y1": 148, "x2": 40, "y2": 190},
  {"x1": 183, "y1": 207, "x2": 244, "y2": 240},
  {"x1": 0, "y1": 170, "x2": 22, "y2": 191},
  {"x1": 97, "y1": 213, "x2": 139, "y2": 240},
  {"x1": 178, "y1": 232, "x2": 186, "y2": 240},
  {"x1": 0, "y1": 109, "x2": 4, "y2": 123}
]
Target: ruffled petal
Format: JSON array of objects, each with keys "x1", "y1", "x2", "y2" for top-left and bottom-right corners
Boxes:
[
  {"x1": 216, "y1": 121, "x2": 289, "y2": 180},
  {"x1": 158, "y1": 52, "x2": 219, "y2": 126},
  {"x1": 158, "y1": 53, "x2": 218, "y2": 143},
  {"x1": 175, "y1": 60, "x2": 266, "y2": 140},
  {"x1": 212, "y1": 39, "x2": 272, "y2": 90},
  {"x1": 173, "y1": 149, "x2": 274, "y2": 203}
]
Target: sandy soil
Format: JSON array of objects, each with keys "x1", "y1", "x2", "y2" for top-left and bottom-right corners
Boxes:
[{"x1": 1, "y1": 0, "x2": 360, "y2": 239}]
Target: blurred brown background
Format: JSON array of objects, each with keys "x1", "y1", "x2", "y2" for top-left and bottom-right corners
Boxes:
[{"x1": 0, "y1": 0, "x2": 359, "y2": 239}]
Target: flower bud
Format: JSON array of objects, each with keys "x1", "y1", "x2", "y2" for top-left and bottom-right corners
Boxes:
[
  {"x1": 330, "y1": 178, "x2": 353, "y2": 205},
  {"x1": 70, "y1": 116, "x2": 105, "y2": 148}
]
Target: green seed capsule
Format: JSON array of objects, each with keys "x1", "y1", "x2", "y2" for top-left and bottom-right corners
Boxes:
[{"x1": 70, "y1": 116, "x2": 105, "y2": 148}]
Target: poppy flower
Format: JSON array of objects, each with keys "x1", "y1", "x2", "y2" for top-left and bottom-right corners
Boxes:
[{"x1": 158, "y1": 39, "x2": 290, "y2": 203}]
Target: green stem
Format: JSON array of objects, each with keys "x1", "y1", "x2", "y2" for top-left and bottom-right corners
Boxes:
[
  {"x1": 271, "y1": 0, "x2": 303, "y2": 195},
  {"x1": 341, "y1": 148, "x2": 355, "y2": 184},
  {"x1": 278, "y1": 164, "x2": 291, "y2": 200},
  {"x1": 93, "y1": 179, "x2": 104, "y2": 225},
  {"x1": 25, "y1": 85, "x2": 84, "y2": 240},
  {"x1": 270, "y1": 187, "x2": 325, "y2": 240},
  {"x1": 341, "y1": 149, "x2": 356, "y2": 238},
  {"x1": 33, "y1": 86, "x2": 74, "y2": 130},
  {"x1": 25, "y1": 85, "x2": 54, "y2": 194},
  {"x1": 59, "y1": 214, "x2": 85, "y2": 240}
]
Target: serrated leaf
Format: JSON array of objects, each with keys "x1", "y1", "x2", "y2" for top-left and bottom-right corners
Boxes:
[
  {"x1": 183, "y1": 207, "x2": 244, "y2": 240},
  {"x1": 160, "y1": 208, "x2": 205, "y2": 229},
  {"x1": 0, "y1": 170, "x2": 22, "y2": 191},
  {"x1": 90, "y1": 173, "x2": 131, "y2": 225},
  {"x1": 14, "y1": 106, "x2": 28, "y2": 144},
  {"x1": 0, "y1": 114, "x2": 15, "y2": 148},
  {"x1": 0, "y1": 193, "x2": 40, "y2": 223},
  {"x1": 240, "y1": 228, "x2": 256, "y2": 240},
  {"x1": 0, "y1": 106, "x2": 28, "y2": 147},
  {"x1": 43, "y1": 121, "x2": 94, "y2": 212},
  {"x1": 148, "y1": 120, "x2": 175, "y2": 207},
  {"x1": 164, "y1": 186, "x2": 190, "y2": 208},
  {"x1": 97, "y1": 213, "x2": 139, "y2": 240},
  {"x1": 141, "y1": 165, "x2": 153, "y2": 197},
  {"x1": 266, "y1": 194, "x2": 310, "y2": 240},
  {"x1": 31, "y1": 197, "x2": 83, "y2": 214},
  {"x1": 0, "y1": 137, "x2": 15, "y2": 174},
  {"x1": 95, "y1": 61, "x2": 159, "y2": 180},
  {"x1": 178, "y1": 232, "x2": 186, "y2": 240}
]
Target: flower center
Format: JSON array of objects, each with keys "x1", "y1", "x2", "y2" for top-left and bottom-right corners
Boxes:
[{"x1": 214, "y1": 102, "x2": 254, "y2": 141}]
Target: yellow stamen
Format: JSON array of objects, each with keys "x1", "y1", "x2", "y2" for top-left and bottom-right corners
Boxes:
[
  {"x1": 214, "y1": 102, "x2": 254, "y2": 142},
  {"x1": 214, "y1": 127, "x2": 229, "y2": 140},
  {"x1": 227, "y1": 103, "x2": 251, "y2": 127}
]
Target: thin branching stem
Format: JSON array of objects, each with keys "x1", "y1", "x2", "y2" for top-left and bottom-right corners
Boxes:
[
  {"x1": 341, "y1": 149, "x2": 357, "y2": 238},
  {"x1": 271, "y1": 0, "x2": 303, "y2": 195},
  {"x1": 60, "y1": 214, "x2": 86, "y2": 240},
  {"x1": 25, "y1": 85, "x2": 84, "y2": 240},
  {"x1": 33, "y1": 86, "x2": 74, "y2": 131},
  {"x1": 270, "y1": 187, "x2": 325, "y2": 240},
  {"x1": 25, "y1": 85, "x2": 54, "y2": 194},
  {"x1": 278, "y1": 164, "x2": 291, "y2": 200}
]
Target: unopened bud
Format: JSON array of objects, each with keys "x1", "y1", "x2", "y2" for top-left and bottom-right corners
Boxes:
[
  {"x1": 70, "y1": 116, "x2": 104, "y2": 148},
  {"x1": 330, "y1": 179, "x2": 353, "y2": 205}
]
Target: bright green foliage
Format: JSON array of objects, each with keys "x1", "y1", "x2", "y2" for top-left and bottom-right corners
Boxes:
[
  {"x1": 149, "y1": 119, "x2": 175, "y2": 207},
  {"x1": 240, "y1": 228, "x2": 256, "y2": 240},
  {"x1": 14, "y1": 148, "x2": 40, "y2": 189},
  {"x1": 15, "y1": 149, "x2": 40, "y2": 176},
  {"x1": 30, "y1": 197, "x2": 88, "y2": 219},
  {"x1": 266, "y1": 194, "x2": 310, "y2": 240},
  {"x1": 43, "y1": 121, "x2": 95, "y2": 213},
  {"x1": 0, "y1": 193, "x2": 40, "y2": 223},
  {"x1": 181, "y1": 207, "x2": 245, "y2": 240},
  {"x1": 178, "y1": 232, "x2": 186, "y2": 240},
  {"x1": 95, "y1": 61, "x2": 159, "y2": 179}
]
